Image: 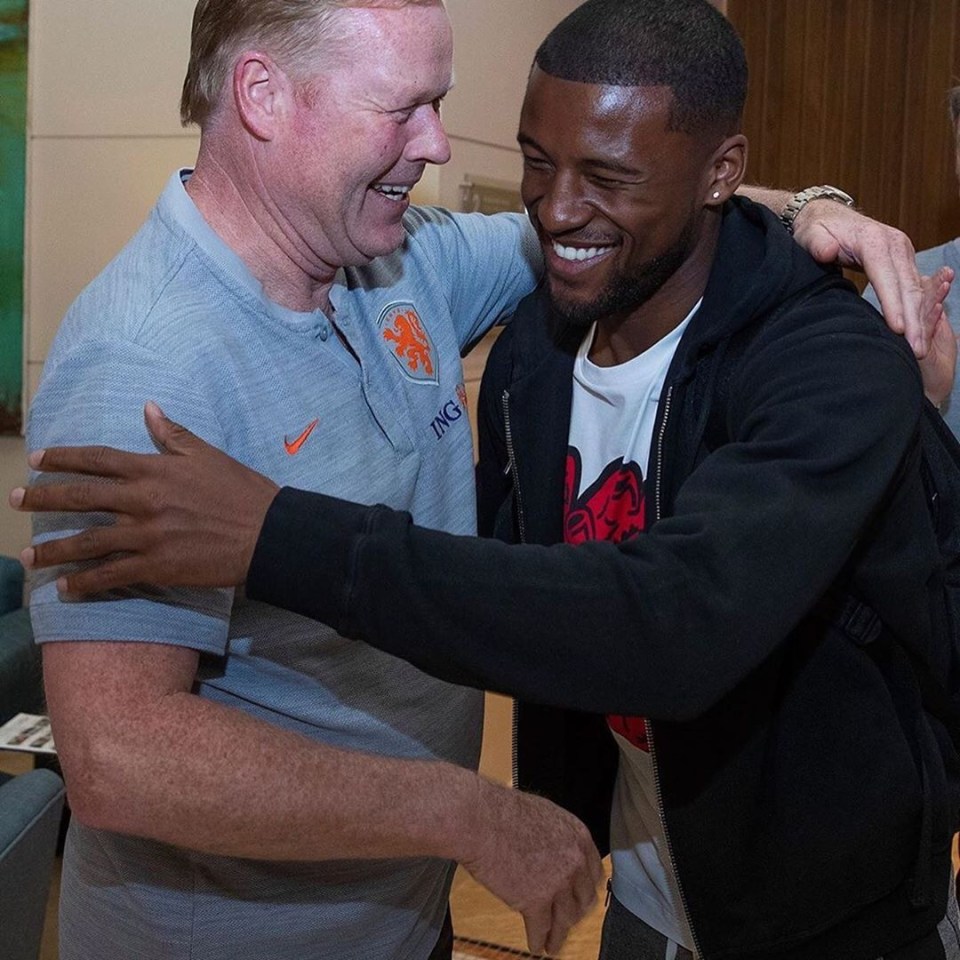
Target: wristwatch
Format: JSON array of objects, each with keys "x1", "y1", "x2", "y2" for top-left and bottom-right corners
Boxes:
[{"x1": 780, "y1": 184, "x2": 855, "y2": 234}]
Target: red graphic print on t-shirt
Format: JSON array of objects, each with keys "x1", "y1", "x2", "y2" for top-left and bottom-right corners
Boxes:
[{"x1": 564, "y1": 448, "x2": 650, "y2": 751}]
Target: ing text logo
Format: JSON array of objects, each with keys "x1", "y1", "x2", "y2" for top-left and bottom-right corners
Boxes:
[{"x1": 430, "y1": 396, "x2": 464, "y2": 441}]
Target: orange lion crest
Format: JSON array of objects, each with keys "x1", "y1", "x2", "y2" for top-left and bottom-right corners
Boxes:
[{"x1": 379, "y1": 303, "x2": 439, "y2": 384}]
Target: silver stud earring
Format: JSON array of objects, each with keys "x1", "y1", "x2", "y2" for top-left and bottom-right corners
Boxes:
[{"x1": 713, "y1": 191, "x2": 721, "y2": 199}]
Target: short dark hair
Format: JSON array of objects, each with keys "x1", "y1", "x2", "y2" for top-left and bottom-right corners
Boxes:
[{"x1": 534, "y1": 0, "x2": 747, "y2": 136}]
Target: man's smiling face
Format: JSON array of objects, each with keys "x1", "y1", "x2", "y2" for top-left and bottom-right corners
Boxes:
[
  {"x1": 268, "y1": 1, "x2": 454, "y2": 269},
  {"x1": 518, "y1": 69, "x2": 714, "y2": 330}
]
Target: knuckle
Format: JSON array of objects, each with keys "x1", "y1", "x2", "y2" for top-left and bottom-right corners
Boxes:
[
  {"x1": 145, "y1": 483, "x2": 167, "y2": 515},
  {"x1": 73, "y1": 481, "x2": 96, "y2": 510},
  {"x1": 89, "y1": 445, "x2": 112, "y2": 471},
  {"x1": 78, "y1": 527, "x2": 102, "y2": 553}
]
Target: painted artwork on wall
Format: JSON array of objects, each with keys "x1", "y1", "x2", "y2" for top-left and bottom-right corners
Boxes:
[{"x1": 0, "y1": 0, "x2": 27, "y2": 434}]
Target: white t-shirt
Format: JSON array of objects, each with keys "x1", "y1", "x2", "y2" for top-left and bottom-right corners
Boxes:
[{"x1": 564, "y1": 302, "x2": 699, "y2": 947}]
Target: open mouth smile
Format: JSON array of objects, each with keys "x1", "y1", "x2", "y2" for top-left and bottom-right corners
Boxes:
[
  {"x1": 552, "y1": 241, "x2": 617, "y2": 262},
  {"x1": 372, "y1": 183, "x2": 414, "y2": 202},
  {"x1": 547, "y1": 240, "x2": 618, "y2": 276}
]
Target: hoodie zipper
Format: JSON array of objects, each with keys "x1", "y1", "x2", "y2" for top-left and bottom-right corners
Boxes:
[
  {"x1": 503, "y1": 389, "x2": 527, "y2": 789},
  {"x1": 648, "y1": 383, "x2": 704, "y2": 958},
  {"x1": 501, "y1": 390, "x2": 528, "y2": 545}
]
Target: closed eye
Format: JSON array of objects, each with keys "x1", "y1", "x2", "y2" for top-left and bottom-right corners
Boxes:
[
  {"x1": 392, "y1": 97, "x2": 445, "y2": 123},
  {"x1": 590, "y1": 174, "x2": 635, "y2": 188},
  {"x1": 522, "y1": 154, "x2": 552, "y2": 171}
]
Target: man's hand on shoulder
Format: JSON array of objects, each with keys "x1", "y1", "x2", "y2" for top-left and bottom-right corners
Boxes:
[
  {"x1": 792, "y1": 198, "x2": 953, "y2": 360},
  {"x1": 9, "y1": 402, "x2": 279, "y2": 593}
]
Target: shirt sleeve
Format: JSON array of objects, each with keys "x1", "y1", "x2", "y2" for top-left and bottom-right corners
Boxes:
[
  {"x1": 405, "y1": 207, "x2": 543, "y2": 352},
  {"x1": 27, "y1": 337, "x2": 234, "y2": 655}
]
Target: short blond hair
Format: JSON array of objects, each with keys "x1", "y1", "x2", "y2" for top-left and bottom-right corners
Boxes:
[{"x1": 180, "y1": 0, "x2": 438, "y2": 127}]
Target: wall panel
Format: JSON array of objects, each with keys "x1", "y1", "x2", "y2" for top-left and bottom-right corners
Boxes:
[{"x1": 727, "y1": 0, "x2": 960, "y2": 254}]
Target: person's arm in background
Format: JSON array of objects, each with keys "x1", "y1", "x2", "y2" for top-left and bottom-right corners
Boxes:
[
  {"x1": 743, "y1": 184, "x2": 956, "y2": 405},
  {"x1": 740, "y1": 184, "x2": 952, "y2": 358},
  {"x1": 863, "y1": 270, "x2": 958, "y2": 408}
]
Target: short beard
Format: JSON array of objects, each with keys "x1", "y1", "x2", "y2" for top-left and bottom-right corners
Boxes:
[{"x1": 548, "y1": 215, "x2": 698, "y2": 330}]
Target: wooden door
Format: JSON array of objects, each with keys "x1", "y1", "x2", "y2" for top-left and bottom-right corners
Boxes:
[{"x1": 726, "y1": 0, "x2": 960, "y2": 252}]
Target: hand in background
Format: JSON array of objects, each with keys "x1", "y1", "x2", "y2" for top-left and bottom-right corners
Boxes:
[
  {"x1": 915, "y1": 267, "x2": 957, "y2": 407},
  {"x1": 792, "y1": 198, "x2": 953, "y2": 360}
]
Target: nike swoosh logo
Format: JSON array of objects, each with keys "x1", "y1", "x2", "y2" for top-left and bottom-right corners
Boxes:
[{"x1": 284, "y1": 419, "x2": 319, "y2": 455}]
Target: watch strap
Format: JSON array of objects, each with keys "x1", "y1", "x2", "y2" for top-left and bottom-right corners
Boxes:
[{"x1": 780, "y1": 185, "x2": 855, "y2": 234}]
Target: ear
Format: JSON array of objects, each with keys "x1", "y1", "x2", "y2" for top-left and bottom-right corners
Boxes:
[
  {"x1": 232, "y1": 52, "x2": 290, "y2": 141},
  {"x1": 704, "y1": 134, "x2": 748, "y2": 208}
]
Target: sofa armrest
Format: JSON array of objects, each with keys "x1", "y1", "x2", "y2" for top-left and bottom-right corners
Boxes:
[
  {"x1": 0, "y1": 557, "x2": 24, "y2": 618},
  {"x1": 0, "y1": 610, "x2": 41, "y2": 726}
]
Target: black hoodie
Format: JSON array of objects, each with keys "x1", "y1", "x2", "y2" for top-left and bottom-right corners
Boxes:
[{"x1": 249, "y1": 198, "x2": 955, "y2": 959}]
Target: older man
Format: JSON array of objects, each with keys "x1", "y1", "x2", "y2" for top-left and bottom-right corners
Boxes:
[
  {"x1": 12, "y1": 1, "x2": 954, "y2": 959},
  {"x1": 24, "y1": 2, "x2": 601, "y2": 958}
]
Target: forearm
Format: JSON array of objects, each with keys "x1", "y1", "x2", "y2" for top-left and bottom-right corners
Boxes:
[
  {"x1": 45, "y1": 645, "x2": 479, "y2": 863},
  {"x1": 250, "y1": 326, "x2": 921, "y2": 720},
  {"x1": 251, "y1": 486, "x2": 793, "y2": 717},
  {"x1": 42, "y1": 638, "x2": 601, "y2": 955}
]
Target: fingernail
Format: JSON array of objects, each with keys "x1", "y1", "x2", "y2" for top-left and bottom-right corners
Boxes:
[
  {"x1": 27, "y1": 449, "x2": 45, "y2": 469},
  {"x1": 20, "y1": 546, "x2": 35, "y2": 569},
  {"x1": 9, "y1": 487, "x2": 24, "y2": 508},
  {"x1": 56, "y1": 576, "x2": 68, "y2": 593}
]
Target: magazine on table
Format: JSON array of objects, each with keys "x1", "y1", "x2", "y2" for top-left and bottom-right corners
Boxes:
[{"x1": 0, "y1": 713, "x2": 56, "y2": 755}]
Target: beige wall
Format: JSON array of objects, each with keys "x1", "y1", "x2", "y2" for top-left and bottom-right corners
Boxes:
[
  {"x1": 438, "y1": 0, "x2": 584, "y2": 208},
  {"x1": 1, "y1": 0, "x2": 199, "y2": 560}
]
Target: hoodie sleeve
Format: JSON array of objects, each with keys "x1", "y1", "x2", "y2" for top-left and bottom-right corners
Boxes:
[{"x1": 247, "y1": 298, "x2": 928, "y2": 720}]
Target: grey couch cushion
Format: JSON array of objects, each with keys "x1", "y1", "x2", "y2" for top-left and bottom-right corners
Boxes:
[
  {"x1": 0, "y1": 610, "x2": 42, "y2": 726},
  {"x1": 0, "y1": 555, "x2": 42, "y2": 726},
  {"x1": 0, "y1": 768, "x2": 65, "y2": 960},
  {"x1": 0, "y1": 556, "x2": 24, "y2": 617}
]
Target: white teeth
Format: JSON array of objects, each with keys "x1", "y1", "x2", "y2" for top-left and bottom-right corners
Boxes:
[
  {"x1": 552, "y1": 242, "x2": 609, "y2": 262},
  {"x1": 374, "y1": 184, "x2": 411, "y2": 201}
]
